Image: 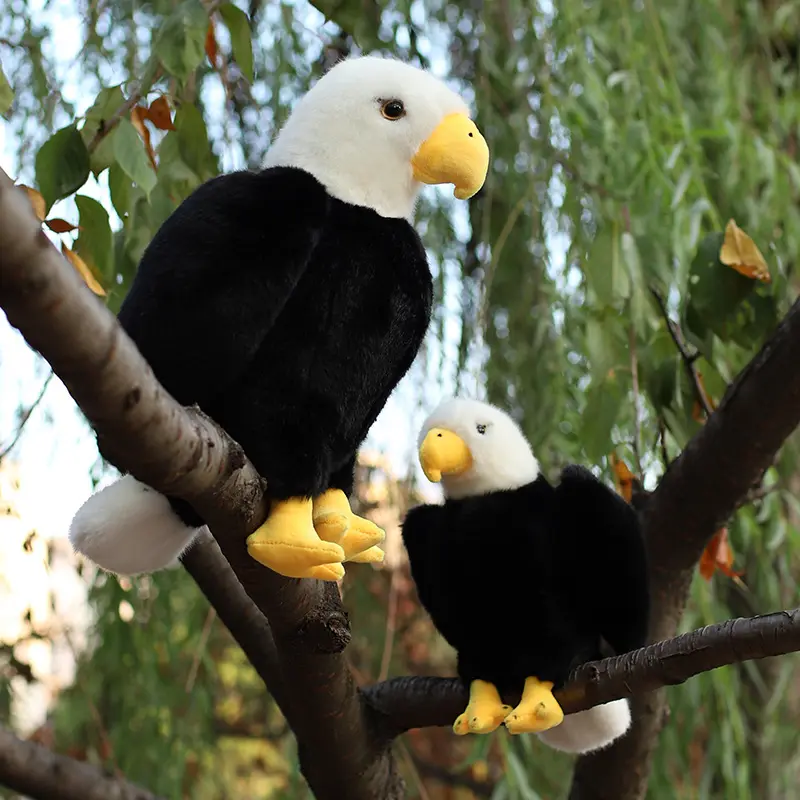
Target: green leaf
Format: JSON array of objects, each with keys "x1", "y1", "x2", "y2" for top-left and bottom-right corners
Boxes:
[
  {"x1": 80, "y1": 85, "x2": 127, "y2": 175},
  {"x1": 0, "y1": 64, "x2": 13, "y2": 116},
  {"x1": 35, "y1": 125, "x2": 91, "y2": 211},
  {"x1": 156, "y1": 132, "x2": 202, "y2": 195},
  {"x1": 113, "y1": 118, "x2": 157, "y2": 196},
  {"x1": 108, "y1": 162, "x2": 133, "y2": 220},
  {"x1": 155, "y1": 0, "x2": 208, "y2": 83},
  {"x1": 219, "y1": 3, "x2": 254, "y2": 83},
  {"x1": 583, "y1": 227, "x2": 626, "y2": 307},
  {"x1": 174, "y1": 105, "x2": 217, "y2": 181},
  {"x1": 580, "y1": 372, "x2": 622, "y2": 463},
  {"x1": 683, "y1": 232, "x2": 758, "y2": 351},
  {"x1": 505, "y1": 749, "x2": 541, "y2": 800},
  {"x1": 621, "y1": 232, "x2": 650, "y2": 336},
  {"x1": 585, "y1": 313, "x2": 624, "y2": 383},
  {"x1": 81, "y1": 85, "x2": 124, "y2": 142},
  {"x1": 89, "y1": 128, "x2": 119, "y2": 177},
  {"x1": 74, "y1": 195, "x2": 113, "y2": 280},
  {"x1": 671, "y1": 167, "x2": 692, "y2": 209}
]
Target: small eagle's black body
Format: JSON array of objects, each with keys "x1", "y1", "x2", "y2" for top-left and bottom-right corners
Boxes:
[
  {"x1": 118, "y1": 167, "x2": 432, "y2": 524},
  {"x1": 402, "y1": 466, "x2": 650, "y2": 696}
]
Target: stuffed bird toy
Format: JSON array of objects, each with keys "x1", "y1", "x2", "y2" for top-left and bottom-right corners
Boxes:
[
  {"x1": 401, "y1": 398, "x2": 650, "y2": 753},
  {"x1": 68, "y1": 56, "x2": 489, "y2": 582}
]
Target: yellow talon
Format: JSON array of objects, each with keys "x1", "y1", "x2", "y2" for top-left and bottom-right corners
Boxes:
[
  {"x1": 246, "y1": 497, "x2": 345, "y2": 580},
  {"x1": 453, "y1": 680, "x2": 510, "y2": 736},
  {"x1": 308, "y1": 562, "x2": 346, "y2": 581},
  {"x1": 347, "y1": 545, "x2": 385, "y2": 565},
  {"x1": 503, "y1": 677, "x2": 564, "y2": 735},
  {"x1": 312, "y1": 489, "x2": 385, "y2": 562}
]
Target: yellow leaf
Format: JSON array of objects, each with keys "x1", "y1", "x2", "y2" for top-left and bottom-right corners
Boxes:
[
  {"x1": 61, "y1": 243, "x2": 106, "y2": 296},
  {"x1": 719, "y1": 219, "x2": 771, "y2": 283},
  {"x1": 609, "y1": 452, "x2": 635, "y2": 503},
  {"x1": 18, "y1": 184, "x2": 46, "y2": 222},
  {"x1": 130, "y1": 105, "x2": 158, "y2": 171}
]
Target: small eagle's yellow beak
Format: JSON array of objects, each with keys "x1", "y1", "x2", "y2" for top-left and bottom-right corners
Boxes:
[
  {"x1": 411, "y1": 113, "x2": 489, "y2": 200},
  {"x1": 419, "y1": 428, "x2": 473, "y2": 483}
]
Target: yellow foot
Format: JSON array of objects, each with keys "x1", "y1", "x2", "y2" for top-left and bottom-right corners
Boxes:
[
  {"x1": 246, "y1": 497, "x2": 345, "y2": 580},
  {"x1": 452, "y1": 680, "x2": 512, "y2": 736},
  {"x1": 312, "y1": 489, "x2": 385, "y2": 561},
  {"x1": 347, "y1": 545, "x2": 385, "y2": 565},
  {"x1": 308, "y1": 563, "x2": 346, "y2": 581},
  {"x1": 504, "y1": 677, "x2": 564, "y2": 735}
]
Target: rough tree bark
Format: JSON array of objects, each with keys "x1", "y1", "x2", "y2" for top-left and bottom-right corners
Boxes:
[
  {"x1": 3, "y1": 166, "x2": 800, "y2": 800},
  {"x1": 0, "y1": 726, "x2": 163, "y2": 800}
]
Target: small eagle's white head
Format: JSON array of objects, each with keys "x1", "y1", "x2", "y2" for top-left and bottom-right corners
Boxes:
[
  {"x1": 262, "y1": 55, "x2": 490, "y2": 220},
  {"x1": 418, "y1": 398, "x2": 540, "y2": 500}
]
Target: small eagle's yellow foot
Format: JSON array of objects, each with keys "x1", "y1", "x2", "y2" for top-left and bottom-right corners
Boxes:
[
  {"x1": 307, "y1": 562, "x2": 346, "y2": 582},
  {"x1": 247, "y1": 497, "x2": 345, "y2": 578},
  {"x1": 312, "y1": 489, "x2": 350, "y2": 544},
  {"x1": 347, "y1": 545, "x2": 385, "y2": 564},
  {"x1": 504, "y1": 677, "x2": 564, "y2": 735},
  {"x1": 453, "y1": 680, "x2": 509, "y2": 735}
]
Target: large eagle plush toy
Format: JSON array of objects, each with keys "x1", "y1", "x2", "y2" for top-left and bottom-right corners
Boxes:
[
  {"x1": 68, "y1": 57, "x2": 489, "y2": 582},
  {"x1": 402, "y1": 398, "x2": 650, "y2": 753}
]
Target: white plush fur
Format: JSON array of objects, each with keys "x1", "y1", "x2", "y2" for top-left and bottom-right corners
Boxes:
[
  {"x1": 68, "y1": 475, "x2": 200, "y2": 576},
  {"x1": 263, "y1": 55, "x2": 471, "y2": 220},
  {"x1": 537, "y1": 699, "x2": 632, "y2": 754},
  {"x1": 420, "y1": 398, "x2": 540, "y2": 499}
]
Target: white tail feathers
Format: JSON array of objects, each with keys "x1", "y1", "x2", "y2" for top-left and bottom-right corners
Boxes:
[
  {"x1": 68, "y1": 475, "x2": 200, "y2": 576},
  {"x1": 537, "y1": 699, "x2": 631, "y2": 754}
]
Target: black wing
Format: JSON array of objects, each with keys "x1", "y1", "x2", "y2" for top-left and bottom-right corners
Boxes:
[
  {"x1": 401, "y1": 503, "x2": 466, "y2": 647},
  {"x1": 118, "y1": 167, "x2": 329, "y2": 408},
  {"x1": 553, "y1": 465, "x2": 650, "y2": 655}
]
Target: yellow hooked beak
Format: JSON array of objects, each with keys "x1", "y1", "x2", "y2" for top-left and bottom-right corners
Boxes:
[
  {"x1": 419, "y1": 428, "x2": 473, "y2": 483},
  {"x1": 411, "y1": 113, "x2": 489, "y2": 200}
]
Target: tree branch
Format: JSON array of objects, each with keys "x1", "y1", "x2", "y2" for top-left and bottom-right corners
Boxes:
[
  {"x1": 361, "y1": 608, "x2": 800, "y2": 735},
  {"x1": 0, "y1": 169, "x2": 402, "y2": 799},
  {"x1": 0, "y1": 725, "x2": 163, "y2": 800},
  {"x1": 570, "y1": 292, "x2": 800, "y2": 800},
  {"x1": 0, "y1": 370, "x2": 52, "y2": 461}
]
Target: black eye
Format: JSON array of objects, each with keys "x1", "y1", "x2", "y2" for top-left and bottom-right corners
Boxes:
[
  {"x1": 476, "y1": 424, "x2": 487, "y2": 435},
  {"x1": 380, "y1": 99, "x2": 405, "y2": 121}
]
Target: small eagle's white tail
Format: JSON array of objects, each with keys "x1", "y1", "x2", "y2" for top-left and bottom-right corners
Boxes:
[
  {"x1": 537, "y1": 699, "x2": 631, "y2": 754},
  {"x1": 68, "y1": 474, "x2": 200, "y2": 576}
]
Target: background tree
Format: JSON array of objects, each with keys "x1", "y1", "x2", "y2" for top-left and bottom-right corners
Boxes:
[{"x1": 2, "y1": 1, "x2": 800, "y2": 799}]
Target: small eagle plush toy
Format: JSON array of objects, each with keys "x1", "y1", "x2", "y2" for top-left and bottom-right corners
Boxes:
[
  {"x1": 401, "y1": 398, "x2": 650, "y2": 753},
  {"x1": 68, "y1": 56, "x2": 489, "y2": 582}
]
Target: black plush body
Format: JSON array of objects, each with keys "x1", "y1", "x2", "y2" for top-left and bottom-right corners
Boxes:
[
  {"x1": 402, "y1": 465, "x2": 650, "y2": 695},
  {"x1": 118, "y1": 167, "x2": 432, "y2": 524}
]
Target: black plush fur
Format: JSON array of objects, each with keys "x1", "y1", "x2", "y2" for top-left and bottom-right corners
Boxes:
[
  {"x1": 402, "y1": 465, "x2": 650, "y2": 696},
  {"x1": 118, "y1": 167, "x2": 432, "y2": 525}
]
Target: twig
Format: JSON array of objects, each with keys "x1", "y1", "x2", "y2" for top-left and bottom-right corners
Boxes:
[
  {"x1": 185, "y1": 606, "x2": 216, "y2": 693},
  {"x1": 650, "y1": 288, "x2": 714, "y2": 418},
  {"x1": 0, "y1": 371, "x2": 53, "y2": 461},
  {"x1": 629, "y1": 325, "x2": 643, "y2": 474},
  {"x1": 86, "y1": 65, "x2": 163, "y2": 153},
  {"x1": 378, "y1": 567, "x2": 399, "y2": 682}
]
